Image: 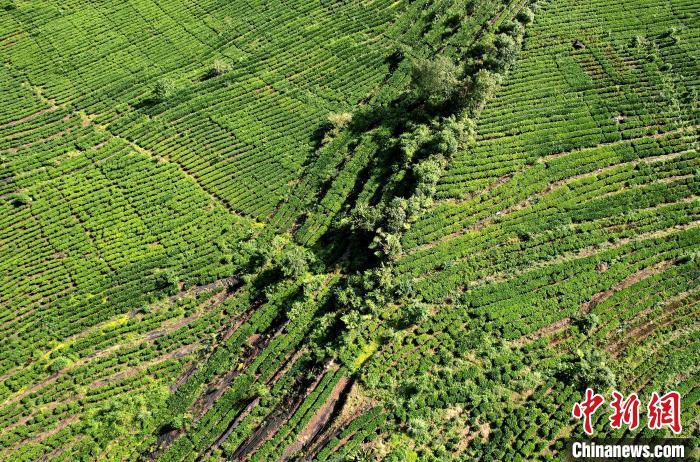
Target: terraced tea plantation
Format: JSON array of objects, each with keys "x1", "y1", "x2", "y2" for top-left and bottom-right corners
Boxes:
[{"x1": 1, "y1": 0, "x2": 698, "y2": 460}]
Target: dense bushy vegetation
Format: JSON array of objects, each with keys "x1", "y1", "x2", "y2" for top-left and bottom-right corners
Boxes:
[{"x1": 1, "y1": 0, "x2": 697, "y2": 460}]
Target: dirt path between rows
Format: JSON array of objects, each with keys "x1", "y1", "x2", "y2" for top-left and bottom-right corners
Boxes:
[{"x1": 280, "y1": 376, "x2": 352, "y2": 460}]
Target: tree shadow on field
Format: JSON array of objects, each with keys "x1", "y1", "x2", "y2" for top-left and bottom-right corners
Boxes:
[
  {"x1": 310, "y1": 121, "x2": 334, "y2": 153},
  {"x1": 133, "y1": 97, "x2": 159, "y2": 110},
  {"x1": 384, "y1": 48, "x2": 404, "y2": 74},
  {"x1": 298, "y1": 58, "x2": 464, "y2": 270},
  {"x1": 305, "y1": 93, "x2": 444, "y2": 272}
]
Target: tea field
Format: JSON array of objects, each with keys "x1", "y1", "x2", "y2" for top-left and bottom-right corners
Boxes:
[{"x1": 1, "y1": 0, "x2": 698, "y2": 460}]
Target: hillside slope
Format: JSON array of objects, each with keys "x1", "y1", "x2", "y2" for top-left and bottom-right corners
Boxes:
[{"x1": 1, "y1": 0, "x2": 698, "y2": 460}]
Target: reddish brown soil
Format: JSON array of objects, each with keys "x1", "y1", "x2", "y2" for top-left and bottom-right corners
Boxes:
[{"x1": 280, "y1": 376, "x2": 351, "y2": 460}]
